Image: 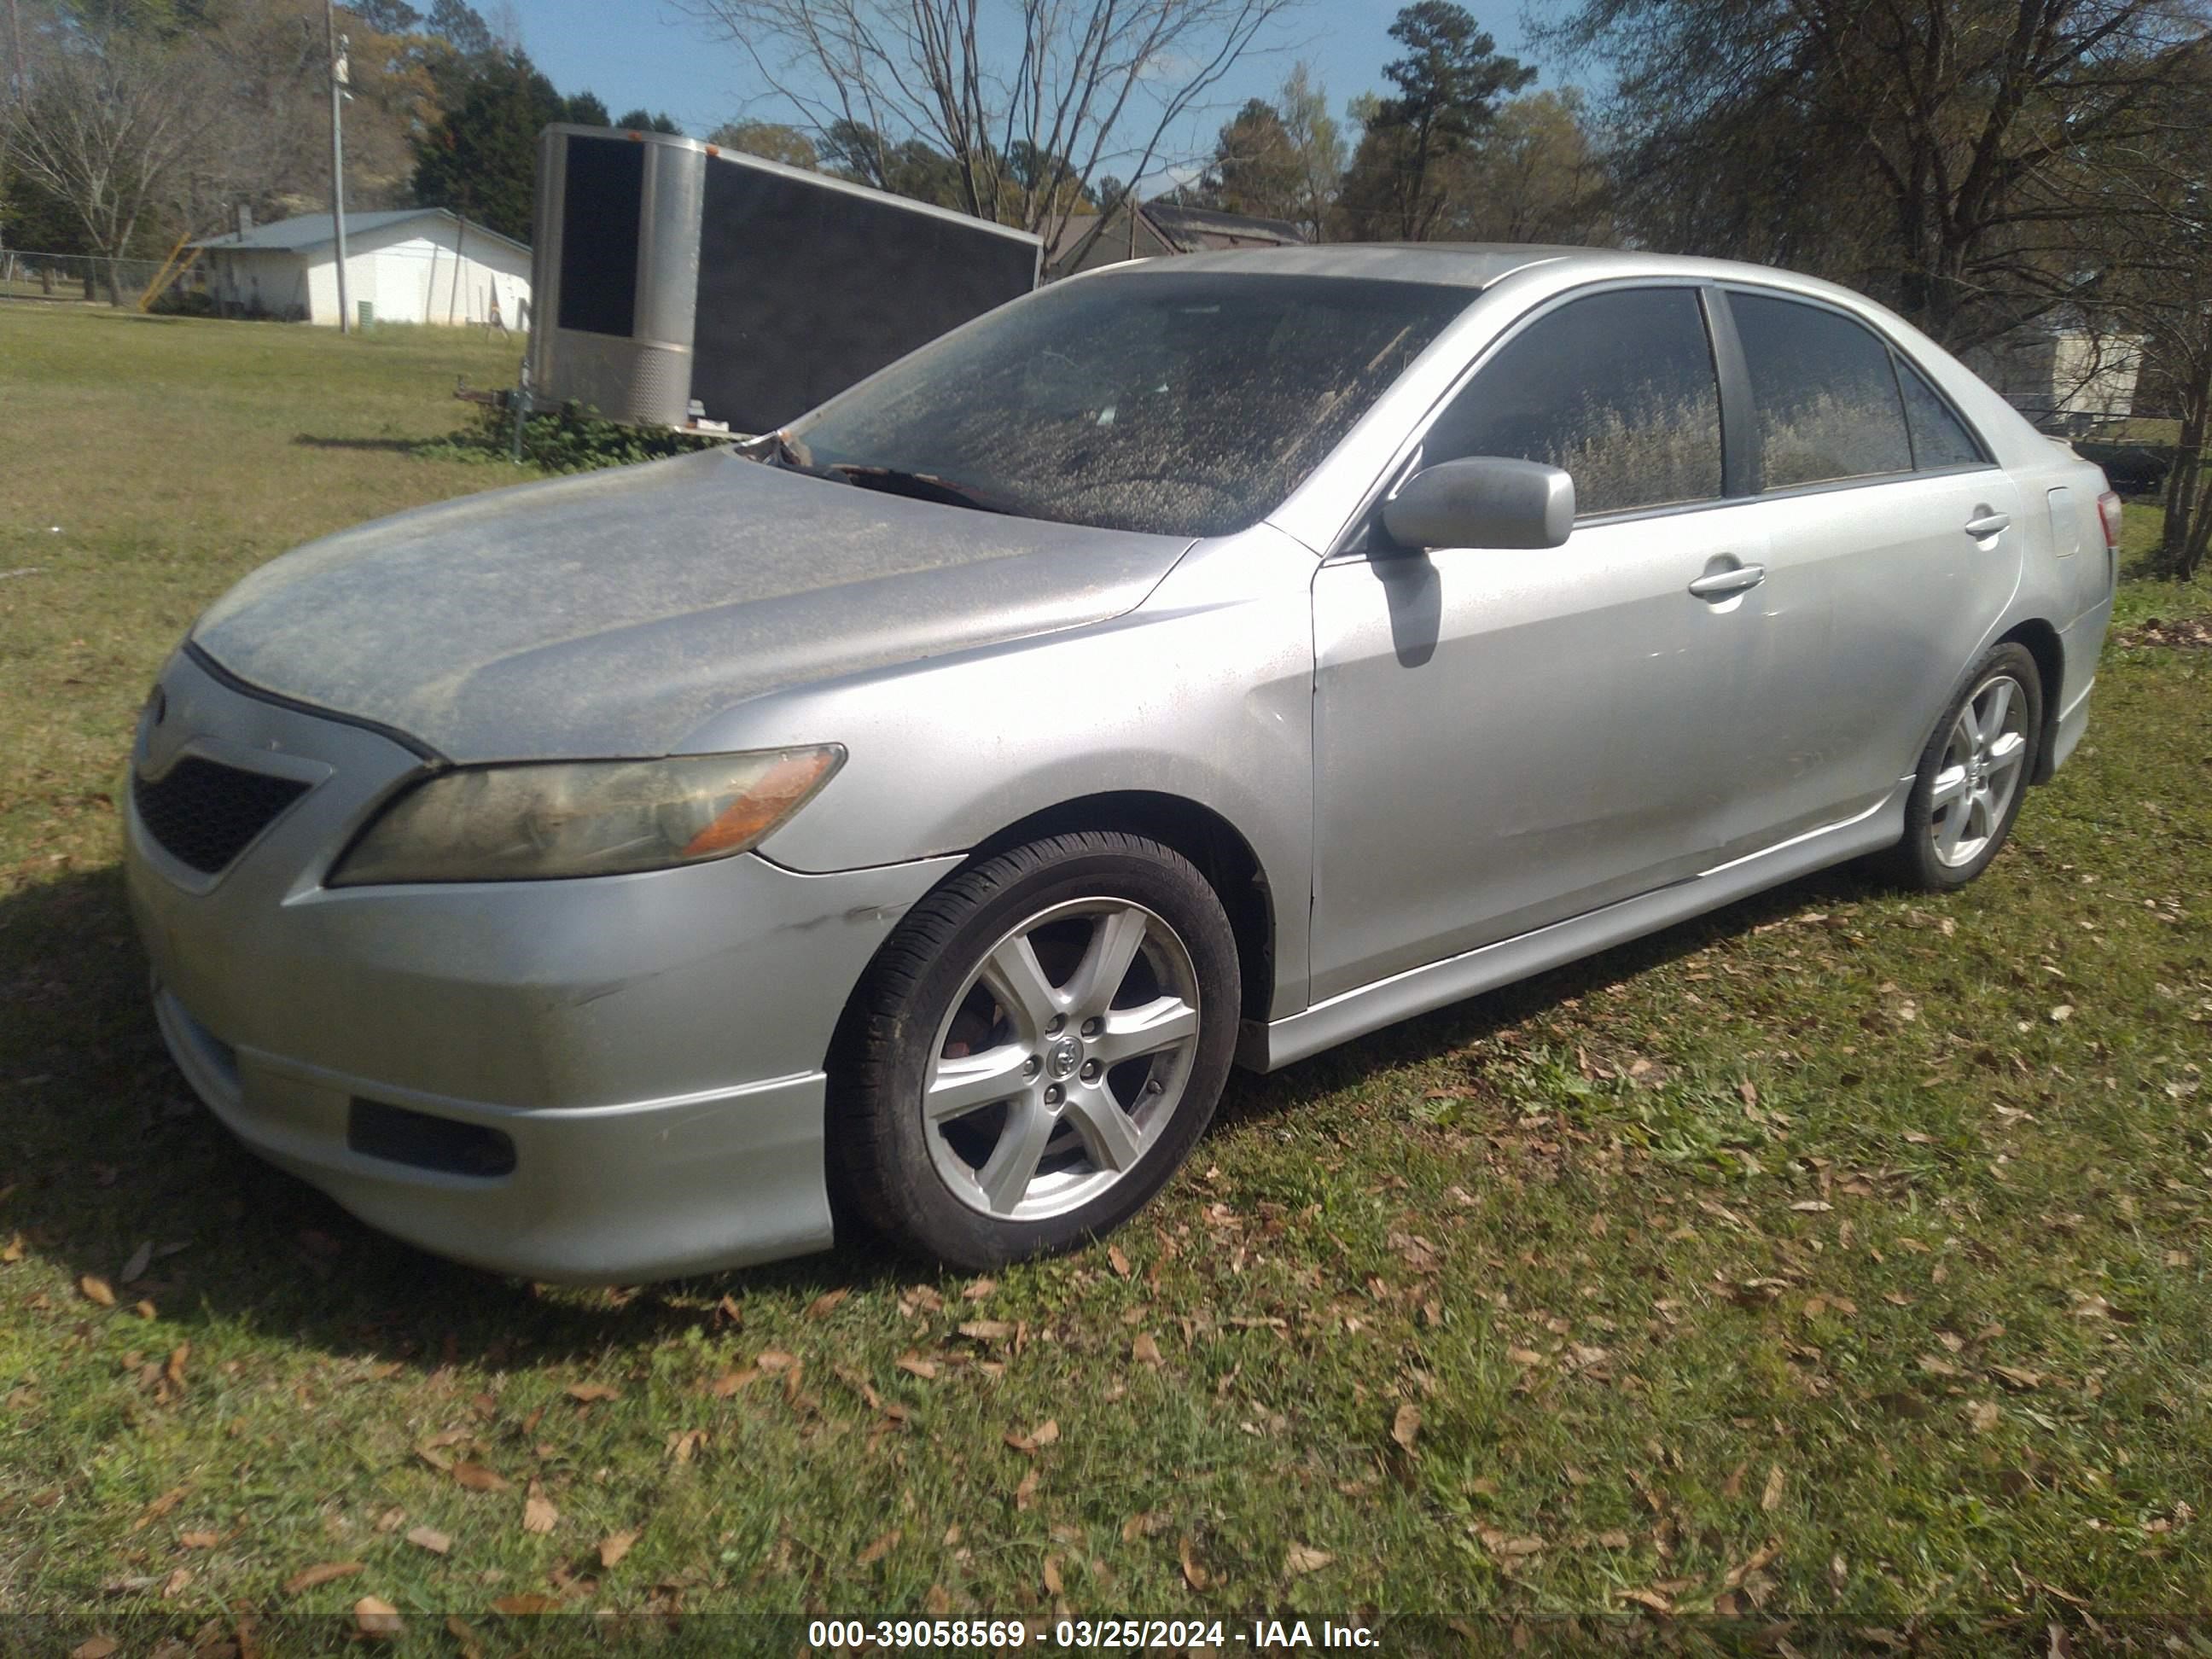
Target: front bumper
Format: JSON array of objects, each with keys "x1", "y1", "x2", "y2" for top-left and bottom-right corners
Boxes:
[{"x1": 125, "y1": 648, "x2": 958, "y2": 1282}]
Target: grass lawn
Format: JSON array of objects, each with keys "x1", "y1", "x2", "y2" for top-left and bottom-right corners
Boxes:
[{"x1": 3, "y1": 303, "x2": 2210, "y2": 1649}]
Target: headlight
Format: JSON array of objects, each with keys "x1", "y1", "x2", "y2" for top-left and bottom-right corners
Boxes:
[{"x1": 329, "y1": 747, "x2": 843, "y2": 886}]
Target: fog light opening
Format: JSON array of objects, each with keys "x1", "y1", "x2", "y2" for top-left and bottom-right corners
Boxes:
[{"x1": 346, "y1": 1099, "x2": 517, "y2": 1178}]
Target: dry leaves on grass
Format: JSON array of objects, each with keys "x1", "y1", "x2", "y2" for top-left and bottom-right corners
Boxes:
[
  {"x1": 564, "y1": 1382, "x2": 620, "y2": 1404},
  {"x1": 119, "y1": 1241, "x2": 153, "y2": 1284},
  {"x1": 451, "y1": 1464, "x2": 509, "y2": 1493},
  {"x1": 1006, "y1": 1420, "x2": 1061, "y2": 1454},
  {"x1": 79, "y1": 1275, "x2": 115, "y2": 1308},
  {"x1": 1132, "y1": 1332, "x2": 1162, "y2": 1368},
  {"x1": 69, "y1": 1639, "x2": 118, "y2": 1659},
  {"x1": 1285, "y1": 1544, "x2": 1334, "y2": 1574},
  {"x1": 178, "y1": 1531, "x2": 219, "y2": 1551},
  {"x1": 1761, "y1": 1465, "x2": 1786, "y2": 1513},
  {"x1": 1042, "y1": 1555, "x2": 1064, "y2": 1595},
  {"x1": 959, "y1": 1319, "x2": 1013, "y2": 1342},
  {"x1": 282, "y1": 1560, "x2": 363, "y2": 1595},
  {"x1": 667, "y1": 1429, "x2": 707, "y2": 1464},
  {"x1": 1178, "y1": 1537, "x2": 1210, "y2": 1591},
  {"x1": 521, "y1": 1482, "x2": 557, "y2": 1534},
  {"x1": 895, "y1": 1354, "x2": 938, "y2": 1380},
  {"x1": 405, "y1": 1526, "x2": 450, "y2": 1555},
  {"x1": 1108, "y1": 1245, "x2": 1132, "y2": 1278},
  {"x1": 354, "y1": 1597, "x2": 404, "y2": 1639},
  {"x1": 598, "y1": 1529, "x2": 639, "y2": 1569},
  {"x1": 707, "y1": 1367, "x2": 760, "y2": 1397},
  {"x1": 859, "y1": 1529, "x2": 899, "y2": 1566},
  {"x1": 1390, "y1": 1403, "x2": 1421, "y2": 1453},
  {"x1": 807, "y1": 1289, "x2": 850, "y2": 1318}
]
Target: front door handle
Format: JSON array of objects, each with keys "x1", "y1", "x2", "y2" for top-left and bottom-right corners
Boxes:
[
  {"x1": 1687, "y1": 562, "x2": 1767, "y2": 599},
  {"x1": 1965, "y1": 508, "x2": 2011, "y2": 538}
]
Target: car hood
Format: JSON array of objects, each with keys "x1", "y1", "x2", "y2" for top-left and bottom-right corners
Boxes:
[{"x1": 191, "y1": 449, "x2": 1192, "y2": 761}]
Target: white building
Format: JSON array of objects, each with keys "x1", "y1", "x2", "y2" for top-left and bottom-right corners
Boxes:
[{"x1": 189, "y1": 208, "x2": 530, "y2": 327}]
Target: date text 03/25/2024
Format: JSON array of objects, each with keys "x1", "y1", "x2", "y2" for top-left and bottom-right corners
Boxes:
[{"x1": 806, "y1": 1620, "x2": 1381, "y2": 1650}]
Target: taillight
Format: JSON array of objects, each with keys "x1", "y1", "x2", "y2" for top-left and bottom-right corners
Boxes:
[{"x1": 2097, "y1": 490, "x2": 2123, "y2": 550}]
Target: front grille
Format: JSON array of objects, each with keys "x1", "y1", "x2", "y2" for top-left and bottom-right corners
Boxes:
[{"x1": 132, "y1": 757, "x2": 311, "y2": 875}]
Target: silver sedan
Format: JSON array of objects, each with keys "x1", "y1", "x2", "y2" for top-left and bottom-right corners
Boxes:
[{"x1": 124, "y1": 244, "x2": 2119, "y2": 1279}]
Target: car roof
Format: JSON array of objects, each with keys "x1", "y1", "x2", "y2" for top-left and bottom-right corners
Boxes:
[{"x1": 1088, "y1": 242, "x2": 1878, "y2": 305}]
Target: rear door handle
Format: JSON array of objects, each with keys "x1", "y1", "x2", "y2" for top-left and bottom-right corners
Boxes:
[
  {"x1": 1687, "y1": 562, "x2": 1766, "y2": 599},
  {"x1": 1964, "y1": 509, "x2": 2011, "y2": 538}
]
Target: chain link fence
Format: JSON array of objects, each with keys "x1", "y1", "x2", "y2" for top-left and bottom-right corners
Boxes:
[{"x1": 0, "y1": 249, "x2": 179, "y2": 307}]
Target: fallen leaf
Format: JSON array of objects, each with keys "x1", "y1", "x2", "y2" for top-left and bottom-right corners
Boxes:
[
  {"x1": 1391, "y1": 1402, "x2": 1421, "y2": 1453},
  {"x1": 2049, "y1": 1004, "x2": 2075, "y2": 1023},
  {"x1": 178, "y1": 1531, "x2": 219, "y2": 1550},
  {"x1": 1132, "y1": 1331, "x2": 1162, "y2": 1367},
  {"x1": 1042, "y1": 1555, "x2": 1063, "y2": 1594},
  {"x1": 707, "y1": 1367, "x2": 759, "y2": 1397},
  {"x1": 1761, "y1": 1465, "x2": 1785, "y2": 1513},
  {"x1": 894, "y1": 1354, "x2": 937, "y2": 1380},
  {"x1": 1790, "y1": 1200, "x2": 1834, "y2": 1213},
  {"x1": 1179, "y1": 1536, "x2": 1210, "y2": 1591},
  {"x1": 1015, "y1": 1466, "x2": 1039, "y2": 1511},
  {"x1": 1968, "y1": 1400, "x2": 2001, "y2": 1433},
  {"x1": 521, "y1": 1482, "x2": 557, "y2": 1534},
  {"x1": 858, "y1": 1528, "x2": 899, "y2": 1565},
  {"x1": 1121, "y1": 1511, "x2": 1168, "y2": 1542},
  {"x1": 1595, "y1": 1529, "x2": 1632, "y2": 1549},
  {"x1": 1615, "y1": 1587, "x2": 1674, "y2": 1613},
  {"x1": 405, "y1": 1526, "x2": 450, "y2": 1555},
  {"x1": 958, "y1": 1319, "x2": 1012, "y2": 1342},
  {"x1": 598, "y1": 1529, "x2": 638, "y2": 1569},
  {"x1": 1722, "y1": 1462, "x2": 1747, "y2": 1499},
  {"x1": 354, "y1": 1596, "x2": 404, "y2": 1639},
  {"x1": 565, "y1": 1382, "x2": 620, "y2": 1404},
  {"x1": 963, "y1": 1278, "x2": 998, "y2": 1301},
  {"x1": 164, "y1": 1343, "x2": 189, "y2": 1390},
  {"x1": 282, "y1": 1560, "x2": 364, "y2": 1595},
  {"x1": 1108, "y1": 1245, "x2": 1132, "y2": 1278},
  {"x1": 119, "y1": 1242, "x2": 154, "y2": 1284},
  {"x1": 451, "y1": 1464, "x2": 508, "y2": 1493},
  {"x1": 1286, "y1": 1543, "x2": 1333, "y2": 1574},
  {"x1": 755, "y1": 1349, "x2": 798, "y2": 1371},
  {"x1": 445, "y1": 1615, "x2": 485, "y2": 1659},
  {"x1": 79, "y1": 1275, "x2": 115, "y2": 1308},
  {"x1": 71, "y1": 1639, "x2": 119, "y2": 1659},
  {"x1": 666, "y1": 1429, "x2": 707, "y2": 1464},
  {"x1": 806, "y1": 1289, "x2": 850, "y2": 1319},
  {"x1": 1992, "y1": 1364, "x2": 2044, "y2": 1390},
  {"x1": 132, "y1": 1487, "x2": 187, "y2": 1529}
]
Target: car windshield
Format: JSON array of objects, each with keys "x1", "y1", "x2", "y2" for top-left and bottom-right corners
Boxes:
[{"x1": 789, "y1": 270, "x2": 1474, "y2": 538}]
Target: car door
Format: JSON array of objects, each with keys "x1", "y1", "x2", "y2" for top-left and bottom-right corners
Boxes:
[
  {"x1": 1307, "y1": 286, "x2": 1769, "y2": 1005},
  {"x1": 1708, "y1": 288, "x2": 2025, "y2": 854}
]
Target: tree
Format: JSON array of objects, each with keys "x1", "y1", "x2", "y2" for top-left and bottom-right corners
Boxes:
[
  {"x1": 674, "y1": 0, "x2": 1301, "y2": 247},
  {"x1": 707, "y1": 117, "x2": 817, "y2": 167},
  {"x1": 2, "y1": 0, "x2": 227, "y2": 297},
  {"x1": 1535, "y1": 0, "x2": 2212, "y2": 348},
  {"x1": 563, "y1": 89, "x2": 607, "y2": 126},
  {"x1": 1210, "y1": 97, "x2": 1300, "y2": 220},
  {"x1": 1337, "y1": 1, "x2": 1533, "y2": 240},
  {"x1": 1273, "y1": 61, "x2": 1344, "y2": 240},
  {"x1": 1429, "y1": 89, "x2": 1610, "y2": 245},
  {"x1": 614, "y1": 106, "x2": 679, "y2": 134},
  {"x1": 410, "y1": 45, "x2": 561, "y2": 241}
]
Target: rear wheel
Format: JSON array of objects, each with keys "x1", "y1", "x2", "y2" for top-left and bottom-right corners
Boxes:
[
  {"x1": 832, "y1": 831, "x2": 1239, "y2": 1268},
  {"x1": 1881, "y1": 643, "x2": 2041, "y2": 891}
]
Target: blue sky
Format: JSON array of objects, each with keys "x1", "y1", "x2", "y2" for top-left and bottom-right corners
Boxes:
[{"x1": 508, "y1": 0, "x2": 1565, "y2": 185}]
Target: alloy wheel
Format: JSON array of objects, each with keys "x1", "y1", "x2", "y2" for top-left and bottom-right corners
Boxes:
[
  {"x1": 1929, "y1": 672, "x2": 2029, "y2": 870},
  {"x1": 922, "y1": 898, "x2": 1202, "y2": 1221}
]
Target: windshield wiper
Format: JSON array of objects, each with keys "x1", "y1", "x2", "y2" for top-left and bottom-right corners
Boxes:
[{"x1": 827, "y1": 464, "x2": 1015, "y2": 516}]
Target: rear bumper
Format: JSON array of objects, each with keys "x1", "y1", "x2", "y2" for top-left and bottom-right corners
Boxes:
[{"x1": 125, "y1": 647, "x2": 960, "y2": 1282}]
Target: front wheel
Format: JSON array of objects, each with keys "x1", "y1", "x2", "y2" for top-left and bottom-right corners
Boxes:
[
  {"x1": 831, "y1": 830, "x2": 1240, "y2": 1268},
  {"x1": 1880, "y1": 642, "x2": 2042, "y2": 892}
]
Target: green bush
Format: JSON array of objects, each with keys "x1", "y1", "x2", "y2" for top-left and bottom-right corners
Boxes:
[{"x1": 416, "y1": 401, "x2": 726, "y2": 474}]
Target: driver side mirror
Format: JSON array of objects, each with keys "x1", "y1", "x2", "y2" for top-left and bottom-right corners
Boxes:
[{"x1": 1382, "y1": 456, "x2": 1575, "y2": 551}]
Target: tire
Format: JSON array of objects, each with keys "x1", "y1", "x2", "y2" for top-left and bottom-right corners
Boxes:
[
  {"x1": 831, "y1": 830, "x2": 1241, "y2": 1269},
  {"x1": 1879, "y1": 642, "x2": 2042, "y2": 892}
]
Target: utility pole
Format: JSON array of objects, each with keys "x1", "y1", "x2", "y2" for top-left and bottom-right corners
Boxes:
[
  {"x1": 8, "y1": 0, "x2": 28, "y2": 105},
  {"x1": 326, "y1": 0, "x2": 351, "y2": 334}
]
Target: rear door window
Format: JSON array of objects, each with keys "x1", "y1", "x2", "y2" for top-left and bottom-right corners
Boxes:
[
  {"x1": 1728, "y1": 291, "x2": 1912, "y2": 489},
  {"x1": 1420, "y1": 288, "x2": 1724, "y2": 516}
]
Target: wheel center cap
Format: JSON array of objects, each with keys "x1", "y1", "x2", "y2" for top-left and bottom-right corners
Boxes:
[{"x1": 1046, "y1": 1039, "x2": 1081, "y2": 1080}]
